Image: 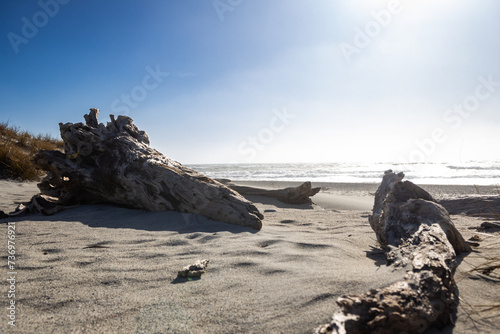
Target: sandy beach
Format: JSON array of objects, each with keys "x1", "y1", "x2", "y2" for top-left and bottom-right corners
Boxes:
[{"x1": 1, "y1": 180, "x2": 499, "y2": 333}]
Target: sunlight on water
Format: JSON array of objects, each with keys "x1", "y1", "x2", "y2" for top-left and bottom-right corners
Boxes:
[{"x1": 187, "y1": 161, "x2": 500, "y2": 185}]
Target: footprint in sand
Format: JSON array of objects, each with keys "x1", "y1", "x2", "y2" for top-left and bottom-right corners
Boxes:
[
  {"x1": 232, "y1": 261, "x2": 258, "y2": 268},
  {"x1": 196, "y1": 234, "x2": 220, "y2": 244},
  {"x1": 83, "y1": 241, "x2": 113, "y2": 249},
  {"x1": 260, "y1": 268, "x2": 288, "y2": 276},
  {"x1": 42, "y1": 248, "x2": 64, "y2": 255},
  {"x1": 186, "y1": 232, "x2": 202, "y2": 240},
  {"x1": 279, "y1": 219, "x2": 313, "y2": 226},
  {"x1": 293, "y1": 242, "x2": 332, "y2": 250},
  {"x1": 162, "y1": 239, "x2": 190, "y2": 246},
  {"x1": 256, "y1": 239, "x2": 282, "y2": 248},
  {"x1": 74, "y1": 261, "x2": 95, "y2": 267},
  {"x1": 122, "y1": 239, "x2": 157, "y2": 245},
  {"x1": 301, "y1": 293, "x2": 336, "y2": 307}
]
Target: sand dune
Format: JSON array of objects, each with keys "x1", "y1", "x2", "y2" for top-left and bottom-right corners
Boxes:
[{"x1": 0, "y1": 180, "x2": 499, "y2": 333}]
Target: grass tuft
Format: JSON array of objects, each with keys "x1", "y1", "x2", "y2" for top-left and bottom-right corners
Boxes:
[
  {"x1": 0, "y1": 121, "x2": 63, "y2": 180},
  {"x1": 457, "y1": 186, "x2": 500, "y2": 326}
]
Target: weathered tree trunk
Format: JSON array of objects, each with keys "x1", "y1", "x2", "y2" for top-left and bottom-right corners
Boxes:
[
  {"x1": 32, "y1": 109, "x2": 263, "y2": 229},
  {"x1": 369, "y1": 171, "x2": 471, "y2": 255},
  {"x1": 218, "y1": 180, "x2": 321, "y2": 205},
  {"x1": 316, "y1": 170, "x2": 471, "y2": 334}
]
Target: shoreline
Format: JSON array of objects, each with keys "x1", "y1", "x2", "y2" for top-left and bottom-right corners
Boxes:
[
  {"x1": 1, "y1": 179, "x2": 499, "y2": 214},
  {"x1": 229, "y1": 180, "x2": 500, "y2": 195},
  {"x1": 231, "y1": 180, "x2": 500, "y2": 211}
]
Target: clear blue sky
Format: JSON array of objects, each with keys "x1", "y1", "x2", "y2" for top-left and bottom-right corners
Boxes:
[{"x1": 1, "y1": 0, "x2": 500, "y2": 164}]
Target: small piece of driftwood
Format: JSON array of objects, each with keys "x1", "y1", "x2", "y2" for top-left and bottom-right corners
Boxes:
[
  {"x1": 32, "y1": 109, "x2": 263, "y2": 229},
  {"x1": 0, "y1": 194, "x2": 67, "y2": 220},
  {"x1": 177, "y1": 259, "x2": 210, "y2": 278},
  {"x1": 218, "y1": 180, "x2": 321, "y2": 205},
  {"x1": 315, "y1": 170, "x2": 471, "y2": 334}
]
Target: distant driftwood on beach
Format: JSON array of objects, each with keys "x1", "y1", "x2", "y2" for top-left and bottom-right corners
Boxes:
[{"x1": 218, "y1": 179, "x2": 321, "y2": 205}]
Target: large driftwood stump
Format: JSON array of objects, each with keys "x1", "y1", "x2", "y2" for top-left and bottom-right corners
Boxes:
[
  {"x1": 218, "y1": 180, "x2": 321, "y2": 205},
  {"x1": 316, "y1": 170, "x2": 471, "y2": 334},
  {"x1": 32, "y1": 109, "x2": 263, "y2": 229}
]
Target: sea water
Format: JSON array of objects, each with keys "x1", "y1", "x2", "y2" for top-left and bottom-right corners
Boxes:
[{"x1": 187, "y1": 161, "x2": 500, "y2": 185}]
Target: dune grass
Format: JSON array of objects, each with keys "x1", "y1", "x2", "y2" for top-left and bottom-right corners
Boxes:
[
  {"x1": 459, "y1": 186, "x2": 500, "y2": 327},
  {"x1": 0, "y1": 122, "x2": 63, "y2": 180},
  {"x1": 472, "y1": 242, "x2": 500, "y2": 321}
]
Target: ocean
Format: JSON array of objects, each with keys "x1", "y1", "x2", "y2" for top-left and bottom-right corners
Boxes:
[{"x1": 187, "y1": 161, "x2": 500, "y2": 186}]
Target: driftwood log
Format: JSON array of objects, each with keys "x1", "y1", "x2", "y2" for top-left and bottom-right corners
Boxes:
[
  {"x1": 218, "y1": 180, "x2": 321, "y2": 205},
  {"x1": 31, "y1": 109, "x2": 263, "y2": 229},
  {"x1": 316, "y1": 170, "x2": 471, "y2": 334}
]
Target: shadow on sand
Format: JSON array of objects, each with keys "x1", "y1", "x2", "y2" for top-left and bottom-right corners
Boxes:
[{"x1": 0, "y1": 203, "x2": 260, "y2": 234}]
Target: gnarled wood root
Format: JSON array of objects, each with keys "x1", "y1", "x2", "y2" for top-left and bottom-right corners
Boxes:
[
  {"x1": 316, "y1": 170, "x2": 471, "y2": 334},
  {"x1": 0, "y1": 194, "x2": 68, "y2": 220},
  {"x1": 32, "y1": 109, "x2": 263, "y2": 229}
]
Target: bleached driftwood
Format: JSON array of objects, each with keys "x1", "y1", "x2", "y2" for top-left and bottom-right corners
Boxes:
[
  {"x1": 369, "y1": 171, "x2": 471, "y2": 255},
  {"x1": 218, "y1": 180, "x2": 321, "y2": 205},
  {"x1": 316, "y1": 170, "x2": 471, "y2": 334},
  {"x1": 440, "y1": 195, "x2": 500, "y2": 220},
  {"x1": 177, "y1": 259, "x2": 210, "y2": 278},
  {"x1": 1, "y1": 194, "x2": 67, "y2": 218},
  {"x1": 32, "y1": 109, "x2": 263, "y2": 229}
]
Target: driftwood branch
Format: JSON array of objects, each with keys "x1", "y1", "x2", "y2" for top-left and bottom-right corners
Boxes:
[
  {"x1": 31, "y1": 109, "x2": 263, "y2": 229},
  {"x1": 0, "y1": 194, "x2": 80, "y2": 220},
  {"x1": 218, "y1": 180, "x2": 321, "y2": 205},
  {"x1": 316, "y1": 170, "x2": 471, "y2": 334}
]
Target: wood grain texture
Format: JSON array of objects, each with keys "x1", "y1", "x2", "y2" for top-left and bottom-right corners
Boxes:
[
  {"x1": 32, "y1": 109, "x2": 263, "y2": 229},
  {"x1": 316, "y1": 170, "x2": 471, "y2": 334}
]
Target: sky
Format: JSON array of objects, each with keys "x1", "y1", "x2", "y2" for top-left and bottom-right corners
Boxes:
[{"x1": 1, "y1": 0, "x2": 500, "y2": 164}]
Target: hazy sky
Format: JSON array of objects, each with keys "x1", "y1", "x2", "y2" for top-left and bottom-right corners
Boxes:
[{"x1": 1, "y1": 0, "x2": 499, "y2": 164}]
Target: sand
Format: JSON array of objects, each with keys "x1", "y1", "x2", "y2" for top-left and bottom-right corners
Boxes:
[{"x1": 1, "y1": 180, "x2": 499, "y2": 333}]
